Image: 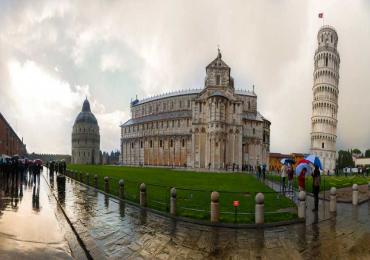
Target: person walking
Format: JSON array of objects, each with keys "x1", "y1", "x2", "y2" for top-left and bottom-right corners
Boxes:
[
  {"x1": 287, "y1": 165, "x2": 294, "y2": 191},
  {"x1": 280, "y1": 164, "x2": 287, "y2": 193},
  {"x1": 262, "y1": 165, "x2": 266, "y2": 182},
  {"x1": 298, "y1": 168, "x2": 307, "y2": 192},
  {"x1": 312, "y1": 166, "x2": 321, "y2": 211},
  {"x1": 257, "y1": 165, "x2": 262, "y2": 181}
]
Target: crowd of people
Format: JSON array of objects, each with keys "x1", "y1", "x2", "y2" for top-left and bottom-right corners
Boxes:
[
  {"x1": 0, "y1": 156, "x2": 43, "y2": 182},
  {"x1": 279, "y1": 163, "x2": 321, "y2": 212}
]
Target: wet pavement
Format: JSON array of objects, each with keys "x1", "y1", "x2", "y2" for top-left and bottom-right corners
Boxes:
[
  {"x1": 2, "y1": 168, "x2": 370, "y2": 259},
  {"x1": 47, "y1": 169, "x2": 370, "y2": 259},
  {"x1": 0, "y1": 170, "x2": 87, "y2": 259}
]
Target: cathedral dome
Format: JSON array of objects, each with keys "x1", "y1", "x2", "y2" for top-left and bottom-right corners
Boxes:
[{"x1": 74, "y1": 99, "x2": 98, "y2": 125}]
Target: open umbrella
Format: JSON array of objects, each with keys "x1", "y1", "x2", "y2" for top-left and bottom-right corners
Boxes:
[
  {"x1": 280, "y1": 158, "x2": 295, "y2": 165},
  {"x1": 295, "y1": 161, "x2": 313, "y2": 176},
  {"x1": 305, "y1": 155, "x2": 322, "y2": 170}
]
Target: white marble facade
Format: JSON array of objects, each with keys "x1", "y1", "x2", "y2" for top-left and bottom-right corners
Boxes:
[
  {"x1": 311, "y1": 26, "x2": 340, "y2": 173},
  {"x1": 71, "y1": 99, "x2": 100, "y2": 164},
  {"x1": 121, "y1": 50, "x2": 270, "y2": 170}
]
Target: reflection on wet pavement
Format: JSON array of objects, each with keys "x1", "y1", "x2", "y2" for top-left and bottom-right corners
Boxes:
[
  {"x1": 45, "y1": 169, "x2": 370, "y2": 259},
  {"x1": 0, "y1": 170, "x2": 74, "y2": 259}
]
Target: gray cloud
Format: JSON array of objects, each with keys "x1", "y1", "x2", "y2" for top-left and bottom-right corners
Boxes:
[{"x1": 0, "y1": 0, "x2": 369, "y2": 154}]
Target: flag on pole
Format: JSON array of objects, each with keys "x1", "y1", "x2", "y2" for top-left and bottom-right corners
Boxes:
[{"x1": 318, "y1": 13, "x2": 324, "y2": 18}]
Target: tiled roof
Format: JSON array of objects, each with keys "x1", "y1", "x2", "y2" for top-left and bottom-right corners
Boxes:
[
  {"x1": 121, "y1": 110, "x2": 192, "y2": 127},
  {"x1": 132, "y1": 89, "x2": 256, "y2": 106},
  {"x1": 241, "y1": 112, "x2": 264, "y2": 122}
]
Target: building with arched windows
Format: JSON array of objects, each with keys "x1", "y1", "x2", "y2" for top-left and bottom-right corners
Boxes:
[
  {"x1": 71, "y1": 98, "x2": 100, "y2": 164},
  {"x1": 120, "y1": 50, "x2": 270, "y2": 170},
  {"x1": 311, "y1": 25, "x2": 340, "y2": 173}
]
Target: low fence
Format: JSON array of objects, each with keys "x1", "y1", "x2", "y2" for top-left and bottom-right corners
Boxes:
[
  {"x1": 56, "y1": 168, "x2": 298, "y2": 224},
  {"x1": 264, "y1": 172, "x2": 370, "y2": 194}
]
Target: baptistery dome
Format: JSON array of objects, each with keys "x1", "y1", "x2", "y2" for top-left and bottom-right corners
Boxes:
[{"x1": 71, "y1": 98, "x2": 100, "y2": 164}]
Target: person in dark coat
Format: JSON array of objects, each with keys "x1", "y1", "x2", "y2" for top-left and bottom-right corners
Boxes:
[{"x1": 312, "y1": 166, "x2": 321, "y2": 211}]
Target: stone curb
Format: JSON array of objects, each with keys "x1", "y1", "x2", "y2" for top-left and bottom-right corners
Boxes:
[{"x1": 42, "y1": 174, "x2": 94, "y2": 260}]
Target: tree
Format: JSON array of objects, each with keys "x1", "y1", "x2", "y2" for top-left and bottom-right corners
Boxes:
[
  {"x1": 337, "y1": 150, "x2": 354, "y2": 169},
  {"x1": 365, "y1": 149, "x2": 370, "y2": 158},
  {"x1": 352, "y1": 148, "x2": 362, "y2": 155}
]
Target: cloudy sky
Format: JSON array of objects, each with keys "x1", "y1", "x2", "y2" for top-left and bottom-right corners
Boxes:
[{"x1": 0, "y1": 0, "x2": 369, "y2": 155}]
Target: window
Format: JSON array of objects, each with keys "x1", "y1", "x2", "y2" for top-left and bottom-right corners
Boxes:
[
  {"x1": 150, "y1": 140, "x2": 153, "y2": 148},
  {"x1": 172, "y1": 120, "x2": 174, "y2": 127},
  {"x1": 164, "y1": 103, "x2": 167, "y2": 110},
  {"x1": 171, "y1": 101, "x2": 174, "y2": 109},
  {"x1": 322, "y1": 142, "x2": 325, "y2": 149},
  {"x1": 187, "y1": 100, "x2": 190, "y2": 108},
  {"x1": 248, "y1": 101, "x2": 251, "y2": 110},
  {"x1": 131, "y1": 142, "x2": 134, "y2": 148},
  {"x1": 216, "y1": 75, "x2": 221, "y2": 85},
  {"x1": 160, "y1": 140, "x2": 163, "y2": 148},
  {"x1": 325, "y1": 56, "x2": 328, "y2": 66},
  {"x1": 177, "y1": 120, "x2": 180, "y2": 127},
  {"x1": 253, "y1": 128, "x2": 255, "y2": 135},
  {"x1": 233, "y1": 104, "x2": 236, "y2": 113},
  {"x1": 170, "y1": 139, "x2": 173, "y2": 147},
  {"x1": 140, "y1": 141, "x2": 143, "y2": 148},
  {"x1": 199, "y1": 102, "x2": 202, "y2": 112},
  {"x1": 179, "y1": 100, "x2": 182, "y2": 108},
  {"x1": 182, "y1": 139, "x2": 185, "y2": 147}
]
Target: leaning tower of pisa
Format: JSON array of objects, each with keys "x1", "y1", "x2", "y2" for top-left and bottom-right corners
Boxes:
[{"x1": 311, "y1": 25, "x2": 340, "y2": 173}]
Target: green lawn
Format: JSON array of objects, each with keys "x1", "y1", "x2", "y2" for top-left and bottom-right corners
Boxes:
[
  {"x1": 266, "y1": 173, "x2": 370, "y2": 193},
  {"x1": 66, "y1": 165, "x2": 297, "y2": 224}
]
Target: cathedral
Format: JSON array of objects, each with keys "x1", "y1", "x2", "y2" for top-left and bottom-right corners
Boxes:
[
  {"x1": 71, "y1": 98, "x2": 101, "y2": 164},
  {"x1": 121, "y1": 50, "x2": 270, "y2": 170}
]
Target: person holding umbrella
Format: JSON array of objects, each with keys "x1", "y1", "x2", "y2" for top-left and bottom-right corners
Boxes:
[{"x1": 295, "y1": 159, "x2": 313, "y2": 191}]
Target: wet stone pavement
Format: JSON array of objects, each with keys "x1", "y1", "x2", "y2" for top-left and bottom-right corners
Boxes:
[
  {"x1": 2, "y1": 168, "x2": 370, "y2": 259},
  {"x1": 47, "y1": 169, "x2": 370, "y2": 259},
  {"x1": 0, "y1": 170, "x2": 86, "y2": 259}
]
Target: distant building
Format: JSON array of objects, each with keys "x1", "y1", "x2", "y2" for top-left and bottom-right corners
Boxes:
[
  {"x1": 269, "y1": 152, "x2": 305, "y2": 172},
  {"x1": 120, "y1": 49, "x2": 270, "y2": 170},
  {"x1": 355, "y1": 158, "x2": 370, "y2": 167},
  {"x1": 71, "y1": 98, "x2": 100, "y2": 164},
  {"x1": 0, "y1": 113, "x2": 27, "y2": 156}
]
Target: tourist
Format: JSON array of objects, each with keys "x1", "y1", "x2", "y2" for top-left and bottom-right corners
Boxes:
[
  {"x1": 287, "y1": 164, "x2": 294, "y2": 191},
  {"x1": 257, "y1": 165, "x2": 262, "y2": 180},
  {"x1": 262, "y1": 165, "x2": 266, "y2": 181},
  {"x1": 298, "y1": 168, "x2": 307, "y2": 191},
  {"x1": 312, "y1": 166, "x2": 321, "y2": 211},
  {"x1": 280, "y1": 164, "x2": 287, "y2": 192}
]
